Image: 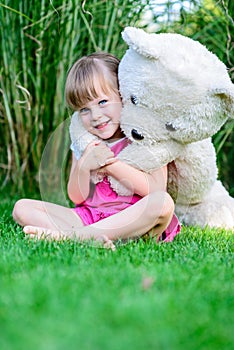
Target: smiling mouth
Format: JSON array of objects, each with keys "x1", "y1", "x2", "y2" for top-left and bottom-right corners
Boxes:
[{"x1": 95, "y1": 121, "x2": 109, "y2": 130}]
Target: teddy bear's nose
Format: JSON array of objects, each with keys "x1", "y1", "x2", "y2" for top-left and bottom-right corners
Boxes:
[
  {"x1": 165, "y1": 122, "x2": 177, "y2": 131},
  {"x1": 131, "y1": 129, "x2": 144, "y2": 140}
]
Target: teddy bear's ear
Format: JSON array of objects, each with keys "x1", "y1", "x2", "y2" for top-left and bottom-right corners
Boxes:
[
  {"x1": 122, "y1": 26, "x2": 160, "y2": 59},
  {"x1": 212, "y1": 88, "x2": 234, "y2": 117}
]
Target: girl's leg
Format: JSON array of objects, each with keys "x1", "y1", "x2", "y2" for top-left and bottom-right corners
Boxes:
[
  {"x1": 13, "y1": 199, "x2": 115, "y2": 249},
  {"x1": 22, "y1": 191, "x2": 174, "y2": 242},
  {"x1": 82, "y1": 190, "x2": 174, "y2": 241},
  {"x1": 12, "y1": 198, "x2": 84, "y2": 232}
]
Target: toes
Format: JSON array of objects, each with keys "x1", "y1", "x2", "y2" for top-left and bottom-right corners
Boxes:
[
  {"x1": 23, "y1": 226, "x2": 61, "y2": 240},
  {"x1": 23, "y1": 226, "x2": 39, "y2": 234},
  {"x1": 103, "y1": 240, "x2": 116, "y2": 251},
  {"x1": 96, "y1": 235, "x2": 116, "y2": 251}
]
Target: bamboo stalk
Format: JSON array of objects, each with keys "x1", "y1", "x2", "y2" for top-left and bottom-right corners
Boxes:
[{"x1": 0, "y1": 82, "x2": 23, "y2": 189}]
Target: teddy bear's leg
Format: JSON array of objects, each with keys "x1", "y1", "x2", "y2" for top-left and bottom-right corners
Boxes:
[
  {"x1": 170, "y1": 139, "x2": 233, "y2": 230},
  {"x1": 175, "y1": 180, "x2": 234, "y2": 230}
]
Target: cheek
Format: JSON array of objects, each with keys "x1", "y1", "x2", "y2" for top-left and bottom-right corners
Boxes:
[
  {"x1": 113, "y1": 104, "x2": 122, "y2": 121},
  {"x1": 80, "y1": 116, "x2": 91, "y2": 130}
]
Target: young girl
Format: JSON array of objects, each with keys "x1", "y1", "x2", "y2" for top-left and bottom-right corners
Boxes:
[{"x1": 12, "y1": 52, "x2": 180, "y2": 249}]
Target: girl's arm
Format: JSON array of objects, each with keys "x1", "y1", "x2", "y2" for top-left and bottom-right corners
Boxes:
[
  {"x1": 67, "y1": 152, "x2": 91, "y2": 204},
  {"x1": 67, "y1": 141, "x2": 115, "y2": 204},
  {"x1": 105, "y1": 160, "x2": 167, "y2": 197}
]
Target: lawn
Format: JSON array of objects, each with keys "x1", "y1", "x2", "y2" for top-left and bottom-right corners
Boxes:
[{"x1": 0, "y1": 196, "x2": 233, "y2": 350}]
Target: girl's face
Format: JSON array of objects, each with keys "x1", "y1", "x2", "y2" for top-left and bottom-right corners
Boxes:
[{"x1": 78, "y1": 88, "x2": 123, "y2": 142}]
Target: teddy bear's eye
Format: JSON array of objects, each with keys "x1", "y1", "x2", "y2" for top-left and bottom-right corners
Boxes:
[{"x1": 130, "y1": 95, "x2": 138, "y2": 105}]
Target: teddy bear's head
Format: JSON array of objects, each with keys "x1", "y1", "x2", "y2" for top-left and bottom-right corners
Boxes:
[{"x1": 118, "y1": 27, "x2": 234, "y2": 145}]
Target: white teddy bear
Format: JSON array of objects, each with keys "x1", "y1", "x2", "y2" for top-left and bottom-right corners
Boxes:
[{"x1": 70, "y1": 27, "x2": 234, "y2": 230}]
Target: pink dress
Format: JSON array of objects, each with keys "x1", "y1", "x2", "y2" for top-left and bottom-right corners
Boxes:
[{"x1": 73, "y1": 138, "x2": 181, "y2": 242}]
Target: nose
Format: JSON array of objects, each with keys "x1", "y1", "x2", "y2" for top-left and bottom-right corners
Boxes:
[{"x1": 91, "y1": 106, "x2": 102, "y2": 121}]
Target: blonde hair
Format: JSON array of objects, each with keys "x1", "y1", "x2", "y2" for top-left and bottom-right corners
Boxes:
[{"x1": 65, "y1": 52, "x2": 120, "y2": 111}]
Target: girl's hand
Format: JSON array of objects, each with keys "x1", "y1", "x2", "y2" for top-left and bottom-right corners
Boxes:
[{"x1": 81, "y1": 141, "x2": 115, "y2": 171}]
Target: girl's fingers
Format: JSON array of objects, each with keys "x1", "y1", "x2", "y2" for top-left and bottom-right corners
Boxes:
[
  {"x1": 105, "y1": 157, "x2": 117, "y2": 165},
  {"x1": 95, "y1": 149, "x2": 115, "y2": 167},
  {"x1": 88, "y1": 140, "x2": 101, "y2": 147}
]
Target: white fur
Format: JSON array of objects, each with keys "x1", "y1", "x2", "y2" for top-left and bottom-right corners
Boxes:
[
  {"x1": 69, "y1": 112, "x2": 96, "y2": 159},
  {"x1": 118, "y1": 27, "x2": 234, "y2": 229}
]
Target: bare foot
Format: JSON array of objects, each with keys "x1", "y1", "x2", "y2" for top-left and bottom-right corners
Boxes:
[
  {"x1": 23, "y1": 225, "x2": 116, "y2": 250},
  {"x1": 23, "y1": 225, "x2": 67, "y2": 240}
]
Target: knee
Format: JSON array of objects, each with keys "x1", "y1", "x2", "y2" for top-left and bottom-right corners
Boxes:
[
  {"x1": 12, "y1": 198, "x2": 31, "y2": 225},
  {"x1": 149, "y1": 191, "x2": 175, "y2": 224},
  {"x1": 161, "y1": 192, "x2": 175, "y2": 222}
]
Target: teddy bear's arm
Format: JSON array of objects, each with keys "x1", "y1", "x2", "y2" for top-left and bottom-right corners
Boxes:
[
  {"x1": 105, "y1": 140, "x2": 181, "y2": 196},
  {"x1": 116, "y1": 141, "x2": 181, "y2": 172}
]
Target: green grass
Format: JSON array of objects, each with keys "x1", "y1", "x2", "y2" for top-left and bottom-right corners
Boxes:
[{"x1": 0, "y1": 197, "x2": 233, "y2": 350}]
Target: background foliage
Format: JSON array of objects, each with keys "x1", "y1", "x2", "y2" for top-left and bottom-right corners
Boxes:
[{"x1": 0, "y1": 0, "x2": 234, "y2": 196}]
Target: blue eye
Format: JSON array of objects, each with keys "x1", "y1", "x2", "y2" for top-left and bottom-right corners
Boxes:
[
  {"x1": 79, "y1": 107, "x2": 89, "y2": 114},
  {"x1": 99, "y1": 99, "x2": 108, "y2": 106}
]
